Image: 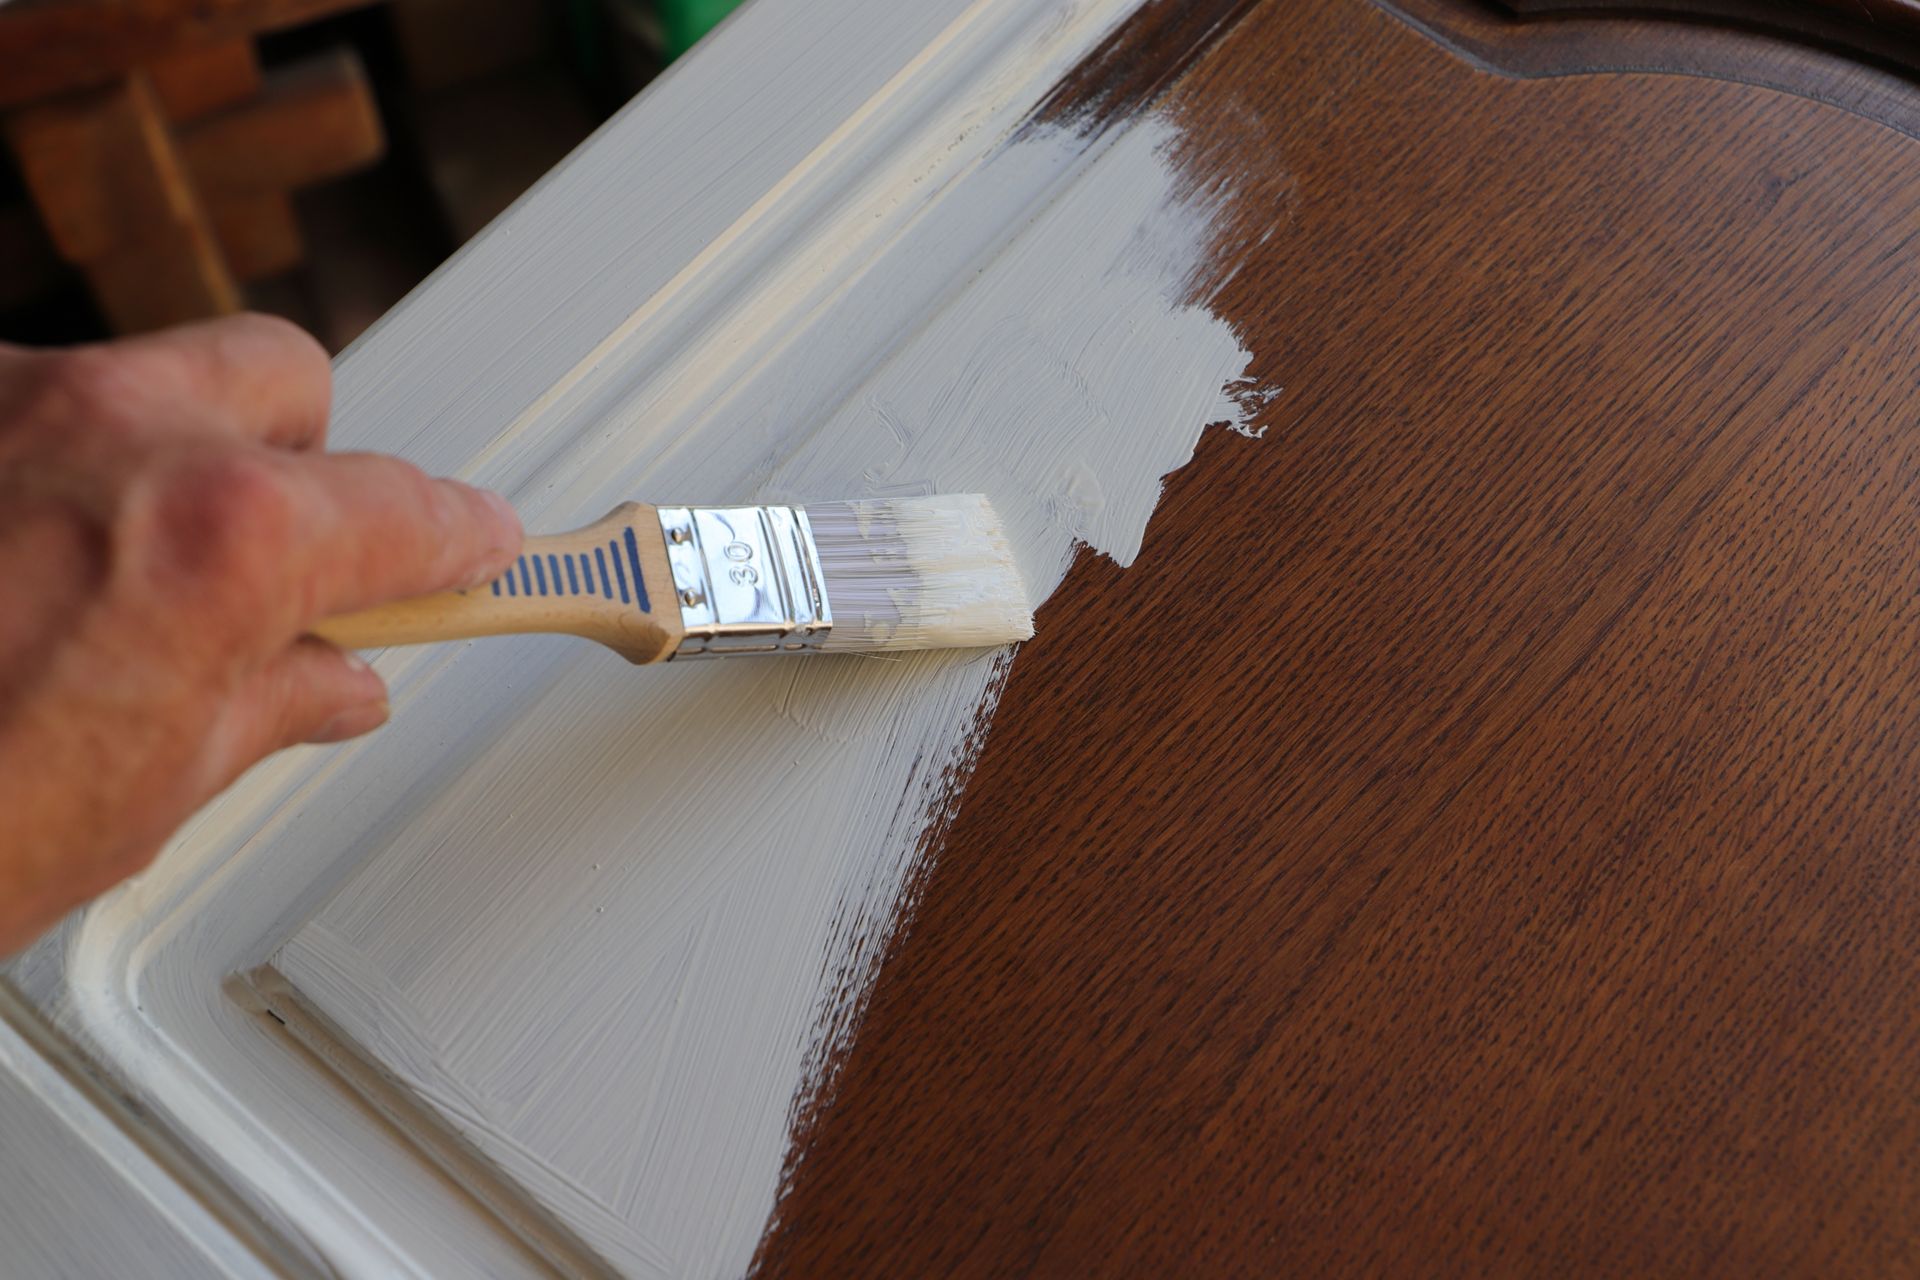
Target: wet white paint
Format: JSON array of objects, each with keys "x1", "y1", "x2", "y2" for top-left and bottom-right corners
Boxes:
[
  {"x1": 9, "y1": 0, "x2": 1271, "y2": 1274},
  {"x1": 0, "y1": 992, "x2": 269, "y2": 1279},
  {"x1": 276, "y1": 113, "x2": 1257, "y2": 1279}
]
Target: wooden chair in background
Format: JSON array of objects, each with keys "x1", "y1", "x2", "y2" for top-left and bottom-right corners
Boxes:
[{"x1": 0, "y1": 0, "x2": 387, "y2": 333}]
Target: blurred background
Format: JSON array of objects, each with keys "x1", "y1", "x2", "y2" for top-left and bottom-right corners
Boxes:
[{"x1": 0, "y1": 0, "x2": 744, "y2": 352}]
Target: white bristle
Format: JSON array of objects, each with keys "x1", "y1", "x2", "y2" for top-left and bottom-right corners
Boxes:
[{"x1": 808, "y1": 495, "x2": 1034, "y2": 652}]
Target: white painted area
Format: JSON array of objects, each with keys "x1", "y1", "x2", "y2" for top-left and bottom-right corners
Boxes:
[
  {"x1": 5, "y1": 0, "x2": 1268, "y2": 1274},
  {"x1": 0, "y1": 999, "x2": 270, "y2": 1280},
  {"x1": 275, "y1": 114, "x2": 1254, "y2": 1277}
]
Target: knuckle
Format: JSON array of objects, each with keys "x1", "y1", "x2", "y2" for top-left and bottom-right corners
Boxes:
[
  {"x1": 232, "y1": 312, "x2": 331, "y2": 387},
  {"x1": 229, "y1": 310, "x2": 306, "y2": 343},
  {"x1": 144, "y1": 450, "x2": 297, "y2": 590},
  {"x1": 243, "y1": 311, "x2": 326, "y2": 361},
  {"x1": 24, "y1": 348, "x2": 126, "y2": 425},
  {"x1": 23, "y1": 344, "x2": 190, "y2": 444},
  {"x1": 2, "y1": 494, "x2": 113, "y2": 607}
]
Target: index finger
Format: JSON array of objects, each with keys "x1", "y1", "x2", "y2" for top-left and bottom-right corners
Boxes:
[
  {"x1": 279, "y1": 451, "x2": 523, "y2": 620},
  {"x1": 83, "y1": 313, "x2": 333, "y2": 450}
]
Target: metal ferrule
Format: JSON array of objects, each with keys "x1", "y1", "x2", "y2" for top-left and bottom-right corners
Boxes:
[{"x1": 657, "y1": 506, "x2": 833, "y2": 657}]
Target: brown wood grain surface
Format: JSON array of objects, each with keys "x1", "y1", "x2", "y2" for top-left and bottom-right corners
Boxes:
[
  {"x1": 1500, "y1": 0, "x2": 1920, "y2": 76},
  {"x1": 1401, "y1": 0, "x2": 1920, "y2": 128},
  {"x1": 757, "y1": 0, "x2": 1920, "y2": 1274}
]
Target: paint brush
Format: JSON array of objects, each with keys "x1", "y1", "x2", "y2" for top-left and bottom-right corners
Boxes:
[{"x1": 315, "y1": 495, "x2": 1034, "y2": 662}]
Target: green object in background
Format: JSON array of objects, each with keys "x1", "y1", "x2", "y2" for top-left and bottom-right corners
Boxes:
[{"x1": 658, "y1": 0, "x2": 746, "y2": 60}]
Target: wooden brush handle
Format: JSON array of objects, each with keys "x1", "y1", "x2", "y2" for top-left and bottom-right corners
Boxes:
[{"x1": 313, "y1": 502, "x2": 684, "y2": 664}]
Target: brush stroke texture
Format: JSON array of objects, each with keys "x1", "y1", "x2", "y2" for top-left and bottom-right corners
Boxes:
[
  {"x1": 6, "y1": 1, "x2": 1274, "y2": 1274},
  {"x1": 274, "y1": 116, "x2": 1259, "y2": 1278},
  {"x1": 0, "y1": 1006, "x2": 269, "y2": 1279}
]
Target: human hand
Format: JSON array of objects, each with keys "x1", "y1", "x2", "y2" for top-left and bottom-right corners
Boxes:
[{"x1": 0, "y1": 315, "x2": 522, "y2": 953}]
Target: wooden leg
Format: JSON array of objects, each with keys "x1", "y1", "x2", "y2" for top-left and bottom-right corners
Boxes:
[
  {"x1": 180, "y1": 48, "x2": 387, "y2": 283},
  {"x1": 178, "y1": 49, "x2": 385, "y2": 203},
  {"x1": 5, "y1": 42, "x2": 384, "y2": 328},
  {"x1": 83, "y1": 218, "x2": 243, "y2": 332},
  {"x1": 148, "y1": 38, "x2": 265, "y2": 124},
  {"x1": 206, "y1": 190, "x2": 304, "y2": 280},
  {"x1": 151, "y1": 39, "x2": 306, "y2": 282},
  {"x1": 4, "y1": 74, "x2": 238, "y2": 333}
]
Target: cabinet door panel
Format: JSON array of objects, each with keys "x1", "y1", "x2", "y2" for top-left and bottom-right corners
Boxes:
[
  {"x1": 756, "y1": 1, "x2": 1920, "y2": 1275},
  {"x1": 265, "y1": 95, "x2": 1262, "y2": 1274},
  {"x1": 5, "y1": 0, "x2": 1266, "y2": 1274}
]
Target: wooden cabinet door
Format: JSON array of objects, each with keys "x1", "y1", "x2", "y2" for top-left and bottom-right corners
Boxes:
[
  {"x1": 5, "y1": 0, "x2": 1255, "y2": 1274},
  {"x1": 762, "y1": 2, "x2": 1920, "y2": 1276},
  {"x1": 12, "y1": 0, "x2": 1920, "y2": 1276}
]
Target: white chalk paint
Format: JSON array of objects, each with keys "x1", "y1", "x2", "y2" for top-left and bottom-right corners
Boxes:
[
  {"x1": 7, "y1": 0, "x2": 1270, "y2": 1274},
  {"x1": 275, "y1": 113, "x2": 1255, "y2": 1279},
  {"x1": 0, "y1": 991, "x2": 271, "y2": 1279}
]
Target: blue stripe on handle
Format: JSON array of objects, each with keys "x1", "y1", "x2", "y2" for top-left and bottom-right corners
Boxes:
[
  {"x1": 609, "y1": 540, "x2": 631, "y2": 604},
  {"x1": 481, "y1": 535, "x2": 642, "y2": 605},
  {"x1": 622, "y1": 527, "x2": 651, "y2": 613}
]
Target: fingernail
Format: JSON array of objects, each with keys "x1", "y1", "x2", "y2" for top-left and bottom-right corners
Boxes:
[
  {"x1": 337, "y1": 648, "x2": 372, "y2": 676},
  {"x1": 310, "y1": 699, "x2": 390, "y2": 744},
  {"x1": 458, "y1": 560, "x2": 507, "y2": 591},
  {"x1": 457, "y1": 489, "x2": 521, "y2": 591}
]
